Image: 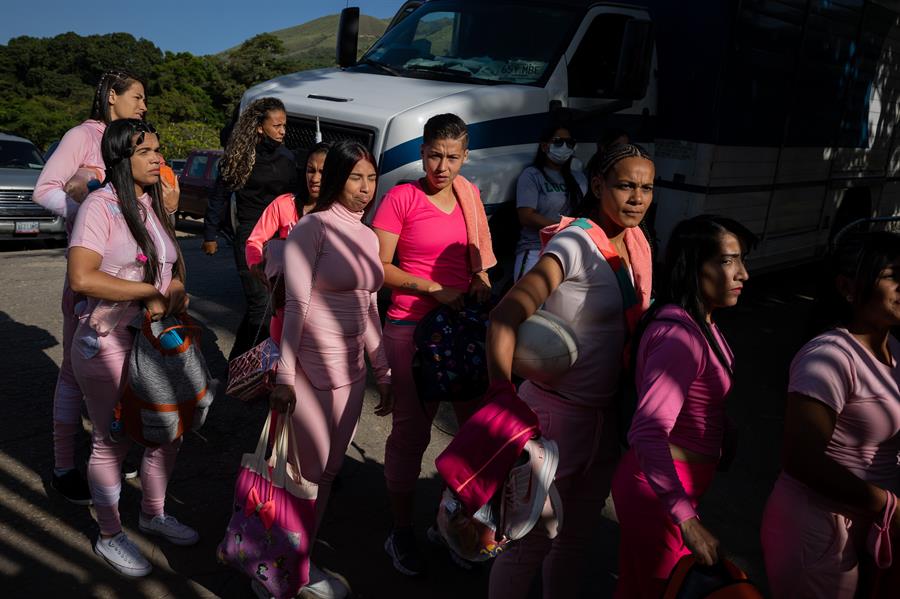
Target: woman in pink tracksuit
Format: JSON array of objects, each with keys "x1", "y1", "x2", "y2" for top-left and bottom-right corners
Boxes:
[
  {"x1": 33, "y1": 70, "x2": 177, "y2": 504},
  {"x1": 761, "y1": 230, "x2": 900, "y2": 598},
  {"x1": 245, "y1": 141, "x2": 330, "y2": 346},
  {"x1": 611, "y1": 215, "x2": 755, "y2": 598},
  {"x1": 68, "y1": 119, "x2": 195, "y2": 577},
  {"x1": 267, "y1": 140, "x2": 392, "y2": 598}
]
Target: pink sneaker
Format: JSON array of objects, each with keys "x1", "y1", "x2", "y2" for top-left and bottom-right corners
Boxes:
[{"x1": 500, "y1": 437, "x2": 559, "y2": 540}]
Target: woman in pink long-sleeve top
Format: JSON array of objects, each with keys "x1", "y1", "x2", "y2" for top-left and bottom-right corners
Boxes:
[
  {"x1": 244, "y1": 141, "x2": 330, "y2": 346},
  {"x1": 611, "y1": 215, "x2": 755, "y2": 599},
  {"x1": 268, "y1": 140, "x2": 391, "y2": 598},
  {"x1": 32, "y1": 71, "x2": 177, "y2": 505}
]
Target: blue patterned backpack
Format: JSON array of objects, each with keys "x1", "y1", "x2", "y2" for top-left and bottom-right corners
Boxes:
[{"x1": 412, "y1": 298, "x2": 495, "y2": 403}]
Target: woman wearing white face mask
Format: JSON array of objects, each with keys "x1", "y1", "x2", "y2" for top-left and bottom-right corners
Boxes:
[{"x1": 513, "y1": 125, "x2": 587, "y2": 280}]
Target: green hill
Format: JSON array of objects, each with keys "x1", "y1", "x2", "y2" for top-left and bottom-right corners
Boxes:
[{"x1": 222, "y1": 14, "x2": 390, "y2": 65}]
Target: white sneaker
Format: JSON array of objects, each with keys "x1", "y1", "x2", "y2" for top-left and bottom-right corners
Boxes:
[
  {"x1": 299, "y1": 562, "x2": 349, "y2": 599},
  {"x1": 139, "y1": 512, "x2": 199, "y2": 546},
  {"x1": 94, "y1": 532, "x2": 152, "y2": 577},
  {"x1": 500, "y1": 437, "x2": 559, "y2": 540}
]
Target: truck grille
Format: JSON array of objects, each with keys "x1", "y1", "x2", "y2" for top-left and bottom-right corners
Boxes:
[
  {"x1": 284, "y1": 117, "x2": 375, "y2": 158},
  {"x1": 0, "y1": 190, "x2": 52, "y2": 218}
]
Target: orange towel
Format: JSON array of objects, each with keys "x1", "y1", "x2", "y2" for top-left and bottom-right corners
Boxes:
[{"x1": 452, "y1": 175, "x2": 497, "y2": 274}]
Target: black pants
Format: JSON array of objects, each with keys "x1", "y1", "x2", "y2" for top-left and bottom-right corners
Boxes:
[{"x1": 229, "y1": 222, "x2": 270, "y2": 360}]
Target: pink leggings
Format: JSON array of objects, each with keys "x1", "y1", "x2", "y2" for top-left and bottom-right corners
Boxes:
[
  {"x1": 382, "y1": 322, "x2": 482, "y2": 495},
  {"x1": 489, "y1": 381, "x2": 619, "y2": 599},
  {"x1": 53, "y1": 282, "x2": 84, "y2": 471},
  {"x1": 286, "y1": 365, "x2": 367, "y2": 533},
  {"x1": 761, "y1": 473, "x2": 868, "y2": 599},
  {"x1": 71, "y1": 323, "x2": 181, "y2": 536},
  {"x1": 611, "y1": 447, "x2": 717, "y2": 599}
]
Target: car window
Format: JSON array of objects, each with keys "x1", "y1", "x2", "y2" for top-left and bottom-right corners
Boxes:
[
  {"x1": 210, "y1": 156, "x2": 221, "y2": 180},
  {"x1": 0, "y1": 140, "x2": 45, "y2": 169},
  {"x1": 187, "y1": 155, "x2": 209, "y2": 178}
]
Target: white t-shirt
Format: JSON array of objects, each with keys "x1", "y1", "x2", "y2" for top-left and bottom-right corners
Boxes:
[
  {"x1": 538, "y1": 226, "x2": 626, "y2": 407},
  {"x1": 515, "y1": 166, "x2": 587, "y2": 253}
]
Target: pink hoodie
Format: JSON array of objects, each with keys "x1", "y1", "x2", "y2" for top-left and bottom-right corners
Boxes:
[{"x1": 34, "y1": 119, "x2": 106, "y2": 227}]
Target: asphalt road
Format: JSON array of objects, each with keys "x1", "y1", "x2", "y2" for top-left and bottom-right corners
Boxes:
[{"x1": 0, "y1": 221, "x2": 820, "y2": 598}]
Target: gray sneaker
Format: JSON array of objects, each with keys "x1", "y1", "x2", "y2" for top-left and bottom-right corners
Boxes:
[
  {"x1": 500, "y1": 437, "x2": 559, "y2": 540},
  {"x1": 139, "y1": 512, "x2": 199, "y2": 546},
  {"x1": 94, "y1": 532, "x2": 152, "y2": 577}
]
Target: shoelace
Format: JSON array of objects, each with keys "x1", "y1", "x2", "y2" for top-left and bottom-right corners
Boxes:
[{"x1": 111, "y1": 535, "x2": 142, "y2": 563}]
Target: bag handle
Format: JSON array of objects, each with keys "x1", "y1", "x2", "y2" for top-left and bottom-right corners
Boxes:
[{"x1": 252, "y1": 410, "x2": 306, "y2": 490}]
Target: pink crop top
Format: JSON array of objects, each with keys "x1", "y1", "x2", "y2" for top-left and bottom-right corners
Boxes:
[{"x1": 628, "y1": 304, "x2": 734, "y2": 523}]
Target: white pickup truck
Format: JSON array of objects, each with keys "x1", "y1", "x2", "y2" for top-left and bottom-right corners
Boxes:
[{"x1": 242, "y1": 0, "x2": 900, "y2": 270}]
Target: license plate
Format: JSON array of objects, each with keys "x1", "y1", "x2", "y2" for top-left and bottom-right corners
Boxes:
[{"x1": 14, "y1": 221, "x2": 40, "y2": 234}]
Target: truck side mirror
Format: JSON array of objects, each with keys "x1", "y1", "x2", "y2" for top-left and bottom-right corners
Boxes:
[
  {"x1": 613, "y1": 19, "x2": 654, "y2": 100},
  {"x1": 337, "y1": 7, "x2": 360, "y2": 68}
]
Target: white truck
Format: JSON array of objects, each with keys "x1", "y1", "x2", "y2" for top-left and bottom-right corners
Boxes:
[{"x1": 242, "y1": 0, "x2": 900, "y2": 271}]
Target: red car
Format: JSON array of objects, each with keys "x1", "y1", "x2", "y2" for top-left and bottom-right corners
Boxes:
[{"x1": 177, "y1": 149, "x2": 223, "y2": 219}]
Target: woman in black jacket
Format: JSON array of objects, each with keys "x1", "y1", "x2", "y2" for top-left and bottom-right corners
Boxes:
[{"x1": 220, "y1": 97, "x2": 297, "y2": 359}]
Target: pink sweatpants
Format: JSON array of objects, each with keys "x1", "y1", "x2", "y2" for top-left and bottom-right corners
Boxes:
[
  {"x1": 70, "y1": 323, "x2": 181, "y2": 536},
  {"x1": 611, "y1": 447, "x2": 717, "y2": 598},
  {"x1": 489, "y1": 381, "x2": 620, "y2": 599},
  {"x1": 53, "y1": 281, "x2": 84, "y2": 471},
  {"x1": 382, "y1": 322, "x2": 483, "y2": 494},
  {"x1": 761, "y1": 473, "x2": 869, "y2": 599},
  {"x1": 287, "y1": 365, "x2": 367, "y2": 533}
]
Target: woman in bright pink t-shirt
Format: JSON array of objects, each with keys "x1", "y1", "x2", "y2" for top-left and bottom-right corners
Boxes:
[
  {"x1": 373, "y1": 113, "x2": 495, "y2": 576},
  {"x1": 244, "y1": 141, "x2": 329, "y2": 345},
  {"x1": 611, "y1": 215, "x2": 755, "y2": 599},
  {"x1": 761, "y1": 230, "x2": 900, "y2": 599}
]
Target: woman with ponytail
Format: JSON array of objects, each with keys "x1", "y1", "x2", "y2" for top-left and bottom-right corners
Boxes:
[
  {"x1": 34, "y1": 70, "x2": 178, "y2": 505},
  {"x1": 611, "y1": 215, "x2": 755, "y2": 598},
  {"x1": 68, "y1": 119, "x2": 195, "y2": 577}
]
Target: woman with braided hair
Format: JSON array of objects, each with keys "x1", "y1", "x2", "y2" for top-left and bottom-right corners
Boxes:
[
  {"x1": 220, "y1": 97, "x2": 297, "y2": 359},
  {"x1": 34, "y1": 70, "x2": 178, "y2": 505},
  {"x1": 487, "y1": 144, "x2": 655, "y2": 598}
]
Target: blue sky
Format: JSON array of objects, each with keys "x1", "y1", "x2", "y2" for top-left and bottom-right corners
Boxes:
[{"x1": 2, "y1": 0, "x2": 402, "y2": 55}]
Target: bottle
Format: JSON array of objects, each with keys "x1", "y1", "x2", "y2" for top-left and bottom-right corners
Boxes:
[
  {"x1": 159, "y1": 328, "x2": 184, "y2": 349},
  {"x1": 89, "y1": 253, "x2": 148, "y2": 336}
]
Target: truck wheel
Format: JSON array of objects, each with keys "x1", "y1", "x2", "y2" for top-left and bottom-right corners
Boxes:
[{"x1": 829, "y1": 187, "x2": 871, "y2": 244}]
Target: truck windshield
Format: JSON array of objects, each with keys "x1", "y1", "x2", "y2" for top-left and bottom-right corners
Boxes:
[
  {"x1": 360, "y1": 1, "x2": 579, "y2": 85},
  {"x1": 0, "y1": 140, "x2": 44, "y2": 170}
]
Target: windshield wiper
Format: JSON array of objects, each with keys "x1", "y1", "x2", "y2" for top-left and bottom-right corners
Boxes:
[
  {"x1": 358, "y1": 58, "x2": 403, "y2": 77},
  {"x1": 405, "y1": 63, "x2": 472, "y2": 78}
]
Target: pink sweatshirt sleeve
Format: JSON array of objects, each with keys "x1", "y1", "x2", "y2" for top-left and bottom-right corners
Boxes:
[
  {"x1": 245, "y1": 194, "x2": 294, "y2": 268},
  {"x1": 364, "y1": 291, "x2": 391, "y2": 384},
  {"x1": 34, "y1": 126, "x2": 93, "y2": 218},
  {"x1": 628, "y1": 320, "x2": 704, "y2": 524},
  {"x1": 275, "y1": 217, "x2": 324, "y2": 386}
]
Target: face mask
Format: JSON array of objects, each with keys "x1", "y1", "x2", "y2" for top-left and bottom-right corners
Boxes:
[{"x1": 547, "y1": 145, "x2": 574, "y2": 164}]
